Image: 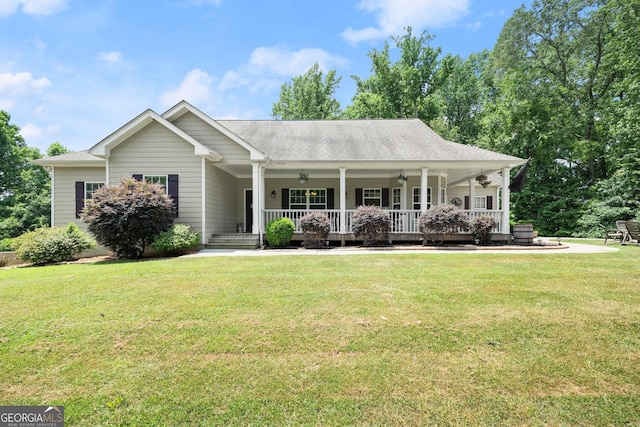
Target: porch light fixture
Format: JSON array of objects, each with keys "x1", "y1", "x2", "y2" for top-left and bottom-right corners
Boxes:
[
  {"x1": 397, "y1": 173, "x2": 408, "y2": 184},
  {"x1": 270, "y1": 190, "x2": 276, "y2": 198},
  {"x1": 299, "y1": 171, "x2": 308, "y2": 184}
]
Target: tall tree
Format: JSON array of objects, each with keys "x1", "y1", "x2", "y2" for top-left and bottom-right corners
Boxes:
[
  {"x1": 481, "y1": 0, "x2": 619, "y2": 235},
  {"x1": 345, "y1": 27, "x2": 442, "y2": 121},
  {"x1": 431, "y1": 51, "x2": 489, "y2": 145},
  {"x1": 271, "y1": 62, "x2": 342, "y2": 120},
  {"x1": 0, "y1": 112, "x2": 57, "y2": 240}
]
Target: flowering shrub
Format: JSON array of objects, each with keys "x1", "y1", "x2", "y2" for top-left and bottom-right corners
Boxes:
[
  {"x1": 300, "y1": 212, "x2": 331, "y2": 248},
  {"x1": 150, "y1": 223, "x2": 200, "y2": 255},
  {"x1": 13, "y1": 223, "x2": 95, "y2": 265},
  {"x1": 419, "y1": 204, "x2": 470, "y2": 245},
  {"x1": 266, "y1": 217, "x2": 295, "y2": 247},
  {"x1": 351, "y1": 205, "x2": 391, "y2": 246},
  {"x1": 471, "y1": 215, "x2": 496, "y2": 246}
]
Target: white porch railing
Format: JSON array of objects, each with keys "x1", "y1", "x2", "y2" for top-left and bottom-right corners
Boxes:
[{"x1": 264, "y1": 209, "x2": 502, "y2": 234}]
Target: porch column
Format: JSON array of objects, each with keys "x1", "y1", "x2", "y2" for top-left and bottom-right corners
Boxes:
[
  {"x1": 420, "y1": 168, "x2": 428, "y2": 212},
  {"x1": 501, "y1": 167, "x2": 511, "y2": 234},
  {"x1": 339, "y1": 168, "x2": 346, "y2": 234},
  {"x1": 468, "y1": 179, "x2": 476, "y2": 210},
  {"x1": 251, "y1": 162, "x2": 261, "y2": 235}
]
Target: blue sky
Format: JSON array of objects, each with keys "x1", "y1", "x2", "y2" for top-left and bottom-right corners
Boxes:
[{"x1": 1, "y1": 0, "x2": 527, "y2": 153}]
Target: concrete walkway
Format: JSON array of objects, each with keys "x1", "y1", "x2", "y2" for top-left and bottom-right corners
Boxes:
[{"x1": 185, "y1": 240, "x2": 618, "y2": 258}]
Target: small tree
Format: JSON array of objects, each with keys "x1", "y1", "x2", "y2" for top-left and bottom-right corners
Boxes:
[
  {"x1": 419, "y1": 204, "x2": 470, "y2": 245},
  {"x1": 471, "y1": 215, "x2": 496, "y2": 246},
  {"x1": 82, "y1": 176, "x2": 175, "y2": 259},
  {"x1": 265, "y1": 217, "x2": 295, "y2": 247},
  {"x1": 300, "y1": 212, "x2": 331, "y2": 248},
  {"x1": 351, "y1": 205, "x2": 391, "y2": 246}
]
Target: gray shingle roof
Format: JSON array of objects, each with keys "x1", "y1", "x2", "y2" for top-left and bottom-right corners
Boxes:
[
  {"x1": 218, "y1": 118, "x2": 521, "y2": 162},
  {"x1": 33, "y1": 150, "x2": 105, "y2": 166}
]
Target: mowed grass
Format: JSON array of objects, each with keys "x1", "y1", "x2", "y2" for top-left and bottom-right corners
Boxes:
[{"x1": 1, "y1": 242, "x2": 640, "y2": 426}]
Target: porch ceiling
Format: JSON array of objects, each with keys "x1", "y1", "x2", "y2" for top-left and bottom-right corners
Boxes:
[{"x1": 216, "y1": 162, "x2": 509, "y2": 185}]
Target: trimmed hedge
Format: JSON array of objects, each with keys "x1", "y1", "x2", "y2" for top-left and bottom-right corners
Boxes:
[
  {"x1": 419, "y1": 204, "x2": 470, "y2": 245},
  {"x1": 300, "y1": 212, "x2": 331, "y2": 248},
  {"x1": 351, "y1": 205, "x2": 391, "y2": 246},
  {"x1": 150, "y1": 224, "x2": 200, "y2": 256},
  {"x1": 471, "y1": 215, "x2": 496, "y2": 246},
  {"x1": 13, "y1": 223, "x2": 95, "y2": 265},
  {"x1": 266, "y1": 217, "x2": 295, "y2": 247}
]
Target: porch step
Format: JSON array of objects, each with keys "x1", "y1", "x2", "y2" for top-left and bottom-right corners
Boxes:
[{"x1": 206, "y1": 234, "x2": 260, "y2": 249}]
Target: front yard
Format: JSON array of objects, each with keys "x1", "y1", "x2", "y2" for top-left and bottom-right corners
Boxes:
[{"x1": 1, "y1": 242, "x2": 639, "y2": 426}]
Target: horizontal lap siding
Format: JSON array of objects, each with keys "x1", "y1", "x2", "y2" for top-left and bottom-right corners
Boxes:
[
  {"x1": 206, "y1": 163, "x2": 237, "y2": 234},
  {"x1": 172, "y1": 112, "x2": 250, "y2": 163},
  {"x1": 109, "y1": 122, "x2": 203, "y2": 236},
  {"x1": 54, "y1": 167, "x2": 106, "y2": 228}
]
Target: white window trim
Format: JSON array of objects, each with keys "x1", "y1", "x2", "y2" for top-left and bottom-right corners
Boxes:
[
  {"x1": 363, "y1": 188, "x2": 382, "y2": 206},
  {"x1": 143, "y1": 174, "x2": 168, "y2": 188},
  {"x1": 474, "y1": 196, "x2": 487, "y2": 210},
  {"x1": 84, "y1": 182, "x2": 104, "y2": 203},
  {"x1": 412, "y1": 187, "x2": 432, "y2": 210},
  {"x1": 290, "y1": 188, "x2": 327, "y2": 209}
]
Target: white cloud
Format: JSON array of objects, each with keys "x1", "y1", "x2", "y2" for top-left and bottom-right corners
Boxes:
[
  {"x1": 0, "y1": 71, "x2": 51, "y2": 109},
  {"x1": 343, "y1": 0, "x2": 470, "y2": 43},
  {"x1": 96, "y1": 51, "x2": 123, "y2": 64},
  {"x1": 219, "y1": 45, "x2": 348, "y2": 93},
  {"x1": 19, "y1": 122, "x2": 61, "y2": 145},
  {"x1": 0, "y1": 0, "x2": 68, "y2": 17},
  {"x1": 158, "y1": 69, "x2": 215, "y2": 108}
]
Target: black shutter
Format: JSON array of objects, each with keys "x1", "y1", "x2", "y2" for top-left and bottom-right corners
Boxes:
[
  {"x1": 132, "y1": 174, "x2": 143, "y2": 181},
  {"x1": 281, "y1": 188, "x2": 289, "y2": 209},
  {"x1": 464, "y1": 196, "x2": 470, "y2": 210},
  {"x1": 487, "y1": 196, "x2": 493, "y2": 210},
  {"x1": 326, "y1": 188, "x2": 335, "y2": 209},
  {"x1": 355, "y1": 188, "x2": 363, "y2": 206},
  {"x1": 382, "y1": 188, "x2": 390, "y2": 208},
  {"x1": 75, "y1": 181, "x2": 84, "y2": 219},
  {"x1": 168, "y1": 174, "x2": 179, "y2": 217}
]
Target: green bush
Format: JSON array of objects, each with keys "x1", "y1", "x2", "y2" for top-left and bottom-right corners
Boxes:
[
  {"x1": 0, "y1": 238, "x2": 13, "y2": 252},
  {"x1": 419, "y1": 204, "x2": 470, "y2": 245},
  {"x1": 265, "y1": 217, "x2": 295, "y2": 247},
  {"x1": 300, "y1": 212, "x2": 331, "y2": 248},
  {"x1": 150, "y1": 224, "x2": 200, "y2": 256},
  {"x1": 471, "y1": 215, "x2": 496, "y2": 246},
  {"x1": 351, "y1": 205, "x2": 391, "y2": 246},
  {"x1": 82, "y1": 176, "x2": 175, "y2": 259},
  {"x1": 13, "y1": 223, "x2": 95, "y2": 265}
]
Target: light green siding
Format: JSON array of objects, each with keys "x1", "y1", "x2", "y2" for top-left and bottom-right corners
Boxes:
[
  {"x1": 53, "y1": 166, "x2": 106, "y2": 228},
  {"x1": 108, "y1": 121, "x2": 204, "y2": 236},
  {"x1": 172, "y1": 112, "x2": 250, "y2": 163}
]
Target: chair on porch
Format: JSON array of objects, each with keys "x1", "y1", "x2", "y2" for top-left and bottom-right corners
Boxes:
[
  {"x1": 600, "y1": 224, "x2": 622, "y2": 244},
  {"x1": 623, "y1": 221, "x2": 640, "y2": 245}
]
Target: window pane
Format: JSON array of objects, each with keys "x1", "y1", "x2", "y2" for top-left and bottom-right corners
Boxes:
[
  {"x1": 145, "y1": 175, "x2": 167, "y2": 187},
  {"x1": 474, "y1": 196, "x2": 486, "y2": 209},
  {"x1": 85, "y1": 182, "x2": 104, "y2": 200}
]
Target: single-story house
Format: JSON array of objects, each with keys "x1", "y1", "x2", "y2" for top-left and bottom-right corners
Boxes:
[{"x1": 35, "y1": 100, "x2": 526, "y2": 248}]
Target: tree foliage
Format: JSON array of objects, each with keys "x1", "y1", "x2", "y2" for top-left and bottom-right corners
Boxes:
[
  {"x1": 0, "y1": 112, "x2": 55, "y2": 240},
  {"x1": 345, "y1": 27, "x2": 442, "y2": 121},
  {"x1": 271, "y1": 63, "x2": 342, "y2": 120},
  {"x1": 82, "y1": 176, "x2": 175, "y2": 259}
]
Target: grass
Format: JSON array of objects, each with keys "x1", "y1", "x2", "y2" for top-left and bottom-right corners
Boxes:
[{"x1": 1, "y1": 241, "x2": 640, "y2": 426}]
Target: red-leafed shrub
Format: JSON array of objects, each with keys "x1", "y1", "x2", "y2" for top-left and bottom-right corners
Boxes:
[
  {"x1": 419, "y1": 204, "x2": 470, "y2": 245},
  {"x1": 351, "y1": 205, "x2": 391, "y2": 246},
  {"x1": 300, "y1": 212, "x2": 331, "y2": 248}
]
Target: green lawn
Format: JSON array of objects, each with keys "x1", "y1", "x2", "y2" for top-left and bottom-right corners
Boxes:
[{"x1": 1, "y1": 242, "x2": 639, "y2": 426}]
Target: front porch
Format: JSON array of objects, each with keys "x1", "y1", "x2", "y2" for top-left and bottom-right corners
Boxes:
[{"x1": 262, "y1": 209, "x2": 506, "y2": 246}]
